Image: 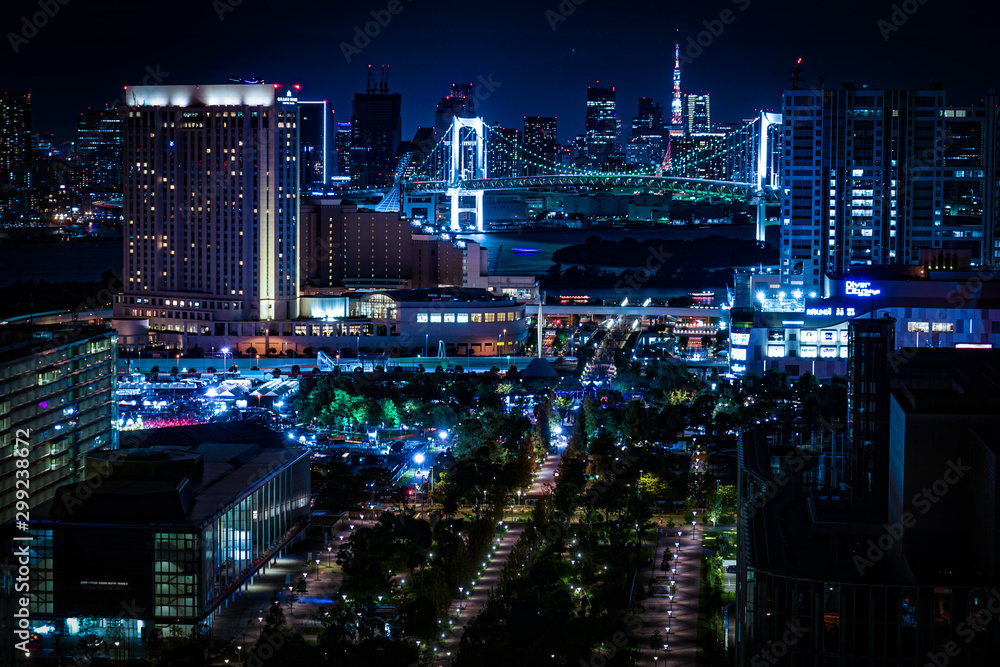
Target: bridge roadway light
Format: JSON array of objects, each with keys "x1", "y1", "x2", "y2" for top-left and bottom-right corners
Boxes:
[{"x1": 414, "y1": 453, "x2": 425, "y2": 465}]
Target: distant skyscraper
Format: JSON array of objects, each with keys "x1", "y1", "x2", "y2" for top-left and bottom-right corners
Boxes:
[
  {"x1": 684, "y1": 93, "x2": 710, "y2": 133},
  {"x1": 434, "y1": 83, "x2": 477, "y2": 177},
  {"x1": 523, "y1": 116, "x2": 558, "y2": 175},
  {"x1": 0, "y1": 92, "x2": 31, "y2": 219},
  {"x1": 349, "y1": 65, "x2": 402, "y2": 188},
  {"x1": 487, "y1": 123, "x2": 521, "y2": 178},
  {"x1": 435, "y1": 83, "x2": 476, "y2": 140},
  {"x1": 298, "y1": 100, "x2": 328, "y2": 190},
  {"x1": 335, "y1": 121, "x2": 351, "y2": 177},
  {"x1": 112, "y1": 83, "x2": 301, "y2": 326},
  {"x1": 627, "y1": 97, "x2": 665, "y2": 167},
  {"x1": 780, "y1": 85, "x2": 999, "y2": 289},
  {"x1": 76, "y1": 108, "x2": 123, "y2": 194},
  {"x1": 585, "y1": 83, "x2": 616, "y2": 163}
]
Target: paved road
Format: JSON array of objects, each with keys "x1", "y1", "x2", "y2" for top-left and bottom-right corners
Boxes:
[
  {"x1": 628, "y1": 525, "x2": 710, "y2": 666},
  {"x1": 432, "y1": 440, "x2": 568, "y2": 663}
]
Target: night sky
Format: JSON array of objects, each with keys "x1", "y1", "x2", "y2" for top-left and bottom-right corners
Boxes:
[{"x1": 2, "y1": 0, "x2": 994, "y2": 145}]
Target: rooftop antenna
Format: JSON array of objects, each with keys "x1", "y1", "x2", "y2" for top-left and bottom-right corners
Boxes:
[
  {"x1": 790, "y1": 57, "x2": 803, "y2": 90},
  {"x1": 366, "y1": 64, "x2": 374, "y2": 94}
]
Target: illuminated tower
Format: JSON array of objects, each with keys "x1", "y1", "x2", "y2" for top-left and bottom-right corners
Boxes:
[{"x1": 670, "y1": 36, "x2": 683, "y2": 136}]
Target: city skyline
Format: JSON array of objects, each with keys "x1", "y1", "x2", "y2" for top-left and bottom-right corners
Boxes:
[{"x1": 2, "y1": 0, "x2": 996, "y2": 146}]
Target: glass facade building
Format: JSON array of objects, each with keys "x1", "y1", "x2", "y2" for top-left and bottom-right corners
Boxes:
[
  {"x1": 0, "y1": 326, "x2": 117, "y2": 525},
  {"x1": 26, "y1": 423, "x2": 310, "y2": 649}
]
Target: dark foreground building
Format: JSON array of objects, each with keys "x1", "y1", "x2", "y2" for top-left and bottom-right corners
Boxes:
[
  {"x1": 24, "y1": 423, "x2": 309, "y2": 656},
  {"x1": 737, "y1": 349, "x2": 1000, "y2": 665}
]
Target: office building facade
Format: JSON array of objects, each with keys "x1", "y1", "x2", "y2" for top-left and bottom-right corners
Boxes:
[
  {"x1": 76, "y1": 108, "x2": 123, "y2": 194},
  {"x1": 335, "y1": 121, "x2": 351, "y2": 177},
  {"x1": 684, "y1": 93, "x2": 711, "y2": 133},
  {"x1": 0, "y1": 325, "x2": 117, "y2": 525},
  {"x1": 298, "y1": 100, "x2": 328, "y2": 191},
  {"x1": 523, "y1": 116, "x2": 558, "y2": 176},
  {"x1": 111, "y1": 83, "x2": 301, "y2": 328},
  {"x1": 349, "y1": 66, "x2": 402, "y2": 188},
  {"x1": 585, "y1": 84, "x2": 617, "y2": 164}
]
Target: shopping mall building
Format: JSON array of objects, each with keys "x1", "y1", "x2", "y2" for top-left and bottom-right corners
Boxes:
[{"x1": 728, "y1": 267, "x2": 1000, "y2": 378}]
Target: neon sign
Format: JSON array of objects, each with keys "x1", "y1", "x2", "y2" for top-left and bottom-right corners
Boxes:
[{"x1": 845, "y1": 281, "x2": 881, "y2": 297}]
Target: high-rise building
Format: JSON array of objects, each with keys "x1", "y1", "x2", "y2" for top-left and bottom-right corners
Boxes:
[
  {"x1": 672, "y1": 132, "x2": 726, "y2": 179},
  {"x1": 349, "y1": 65, "x2": 402, "y2": 188},
  {"x1": 0, "y1": 325, "x2": 118, "y2": 525},
  {"x1": 523, "y1": 116, "x2": 557, "y2": 175},
  {"x1": 111, "y1": 83, "x2": 301, "y2": 326},
  {"x1": 435, "y1": 83, "x2": 476, "y2": 141},
  {"x1": 627, "y1": 97, "x2": 665, "y2": 167},
  {"x1": 433, "y1": 83, "x2": 478, "y2": 179},
  {"x1": 487, "y1": 123, "x2": 521, "y2": 178},
  {"x1": 76, "y1": 108, "x2": 123, "y2": 194},
  {"x1": 585, "y1": 83, "x2": 616, "y2": 163},
  {"x1": 780, "y1": 85, "x2": 1000, "y2": 289},
  {"x1": 684, "y1": 93, "x2": 710, "y2": 133},
  {"x1": 0, "y1": 92, "x2": 32, "y2": 219},
  {"x1": 335, "y1": 121, "x2": 351, "y2": 177},
  {"x1": 298, "y1": 100, "x2": 328, "y2": 191}
]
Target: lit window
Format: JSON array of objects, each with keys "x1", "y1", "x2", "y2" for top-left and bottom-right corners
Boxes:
[
  {"x1": 767, "y1": 345, "x2": 784, "y2": 358},
  {"x1": 800, "y1": 330, "x2": 818, "y2": 344},
  {"x1": 416, "y1": 313, "x2": 428, "y2": 323},
  {"x1": 731, "y1": 347, "x2": 747, "y2": 361},
  {"x1": 932, "y1": 322, "x2": 954, "y2": 333},
  {"x1": 456, "y1": 313, "x2": 469, "y2": 323},
  {"x1": 820, "y1": 346, "x2": 838, "y2": 358},
  {"x1": 840, "y1": 346, "x2": 849, "y2": 358},
  {"x1": 430, "y1": 314, "x2": 442, "y2": 323},
  {"x1": 907, "y1": 322, "x2": 930, "y2": 333},
  {"x1": 485, "y1": 313, "x2": 496, "y2": 323},
  {"x1": 444, "y1": 313, "x2": 456, "y2": 323},
  {"x1": 800, "y1": 346, "x2": 818, "y2": 358},
  {"x1": 471, "y1": 313, "x2": 483, "y2": 323}
]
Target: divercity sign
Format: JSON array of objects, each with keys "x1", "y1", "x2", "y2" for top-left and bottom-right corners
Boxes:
[{"x1": 845, "y1": 281, "x2": 881, "y2": 297}]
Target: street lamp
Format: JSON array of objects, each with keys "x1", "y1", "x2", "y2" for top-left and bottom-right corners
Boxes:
[{"x1": 326, "y1": 546, "x2": 332, "y2": 566}]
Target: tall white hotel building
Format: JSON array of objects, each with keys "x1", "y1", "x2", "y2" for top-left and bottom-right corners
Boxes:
[{"x1": 112, "y1": 84, "x2": 300, "y2": 339}]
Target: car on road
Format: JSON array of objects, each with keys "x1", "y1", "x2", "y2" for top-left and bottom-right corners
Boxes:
[{"x1": 649, "y1": 584, "x2": 671, "y2": 597}]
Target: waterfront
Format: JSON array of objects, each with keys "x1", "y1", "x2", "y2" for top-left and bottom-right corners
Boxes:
[{"x1": 0, "y1": 223, "x2": 755, "y2": 292}]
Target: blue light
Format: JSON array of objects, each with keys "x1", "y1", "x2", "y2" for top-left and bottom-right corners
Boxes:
[{"x1": 414, "y1": 453, "x2": 426, "y2": 465}]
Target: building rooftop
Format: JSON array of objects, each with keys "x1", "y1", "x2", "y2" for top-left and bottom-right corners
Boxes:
[
  {"x1": 376, "y1": 287, "x2": 513, "y2": 304},
  {"x1": 0, "y1": 324, "x2": 114, "y2": 365},
  {"x1": 45, "y1": 423, "x2": 307, "y2": 526}
]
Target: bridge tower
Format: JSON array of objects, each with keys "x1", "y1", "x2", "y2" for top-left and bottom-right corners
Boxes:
[{"x1": 446, "y1": 116, "x2": 487, "y2": 231}]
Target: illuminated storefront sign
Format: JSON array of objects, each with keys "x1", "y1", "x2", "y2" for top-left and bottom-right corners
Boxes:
[
  {"x1": 806, "y1": 306, "x2": 856, "y2": 317},
  {"x1": 845, "y1": 281, "x2": 881, "y2": 297},
  {"x1": 731, "y1": 333, "x2": 750, "y2": 346}
]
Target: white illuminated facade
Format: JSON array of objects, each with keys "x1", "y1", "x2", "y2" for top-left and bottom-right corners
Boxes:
[
  {"x1": 113, "y1": 83, "x2": 300, "y2": 330},
  {"x1": 730, "y1": 273, "x2": 1000, "y2": 378}
]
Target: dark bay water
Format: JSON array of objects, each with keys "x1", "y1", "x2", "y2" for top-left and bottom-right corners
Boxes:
[{"x1": 0, "y1": 240, "x2": 122, "y2": 286}]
